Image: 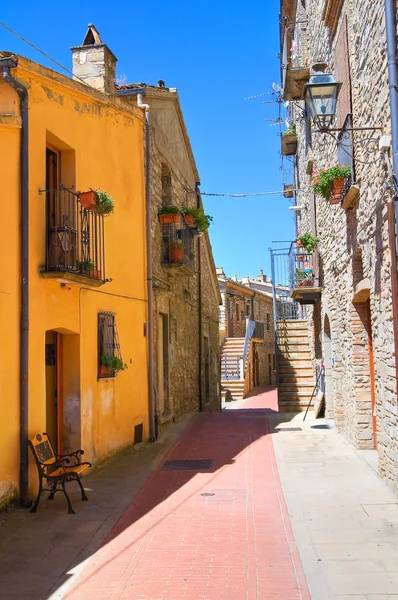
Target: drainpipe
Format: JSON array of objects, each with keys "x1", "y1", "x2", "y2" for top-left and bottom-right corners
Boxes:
[
  {"x1": 1, "y1": 56, "x2": 30, "y2": 507},
  {"x1": 196, "y1": 184, "x2": 203, "y2": 412},
  {"x1": 384, "y1": 0, "x2": 398, "y2": 393},
  {"x1": 137, "y1": 92, "x2": 157, "y2": 441}
]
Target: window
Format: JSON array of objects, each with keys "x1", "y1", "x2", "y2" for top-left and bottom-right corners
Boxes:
[
  {"x1": 98, "y1": 312, "x2": 124, "y2": 378},
  {"x1": 236, "y1": 303, "x2": 240, "y2": 322},
  {"x1": 161, "y1": 163, "x2": 172, "y2": 206},
  {"x1": 266, "y1": 313, "x2": 271, "y2": 331},
  {"x1": 246, "y1": 303, "x2": 251, "y2": 317}
]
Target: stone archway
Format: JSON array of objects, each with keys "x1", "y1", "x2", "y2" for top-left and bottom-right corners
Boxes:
[{"x1": 323, "y1": 314, "x2": 334, "y2": 419}]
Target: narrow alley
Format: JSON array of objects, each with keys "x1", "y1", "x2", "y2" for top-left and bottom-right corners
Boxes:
[{"x1": 2, "y1": 388, "x2": 398, "y2": 600}]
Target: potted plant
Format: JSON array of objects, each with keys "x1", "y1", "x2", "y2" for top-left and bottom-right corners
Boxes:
[
  {"x1": 169, "y1": 240, "x2": 183, "y2": 263},
  {"x1": 297, "y1": 232, "x2": 318, "y2": 253},
  {"x1": 295, "y1": 267, "x2": 314, "y2": 287},
  {"x1": 95, "y1": 190, "x2": 114, "y2": 216},
  {"x1": 158, "y1": 205, "x2": 180, "y2": 224},
  {"x1": 283, "y1": 121, "x2": 296, "y2": 136},
  {"x1": 100, "y1": 355, "x2": 128, "y2": 377},
  {"x1": 77, "y1": 259, "x2": 101, "y2": 279},
  {"x1": 310, "y1": 164, "x2": 351, "y2": 204},
  {"x1": 78, "y1": 189, "x2": 114, "y2": 215},
  {"x1": 180, "y1": 207, "x2": 198, "y2": 228}
]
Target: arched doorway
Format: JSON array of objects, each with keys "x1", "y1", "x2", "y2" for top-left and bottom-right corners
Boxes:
[{"x1": 323, "y1": 314, "x2": 334, "y2": 418}]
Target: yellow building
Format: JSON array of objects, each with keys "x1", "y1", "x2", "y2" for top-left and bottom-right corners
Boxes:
[{"x1": 0, "y1": 31, "x2": 149, "y2": 507}]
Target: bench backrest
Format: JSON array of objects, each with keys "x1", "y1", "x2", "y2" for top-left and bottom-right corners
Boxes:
[{"x1": 29, "y1": 433, "x2": 57, "y2": 466}]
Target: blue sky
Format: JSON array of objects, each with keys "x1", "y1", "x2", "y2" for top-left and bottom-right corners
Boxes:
[{"x1": 1, "y1": 0, "x2": 294, "y2": 279}]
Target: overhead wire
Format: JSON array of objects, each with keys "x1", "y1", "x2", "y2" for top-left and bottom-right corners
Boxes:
[{"x1": 0, "y1": 21, "x2": 89, "y2": 87}]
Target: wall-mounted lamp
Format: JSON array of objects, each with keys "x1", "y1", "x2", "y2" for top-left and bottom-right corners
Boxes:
[
  {"x1": 304, "y1": 63, "x2": 382, "y2": 160},
  {"x1": 304, "y1": 63, "x2": 342, "y2": 131}
]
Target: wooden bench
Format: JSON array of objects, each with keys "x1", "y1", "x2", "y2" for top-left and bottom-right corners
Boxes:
[{"x1": 28, "y1": 432, "x2": 91, "y2": 514}]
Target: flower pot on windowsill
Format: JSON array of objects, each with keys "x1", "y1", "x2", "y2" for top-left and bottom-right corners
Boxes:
[
  {"x1": 169, "y1": 248, "x2": 183, "y2": 263},
  {"x1": 183, "y1": 214, "x2": 196, "y2": 228},
  {"x1": 99, "y1": 365, "x2": 110, "y2": 377},
  {"x1": 329, "y1": 177, "x2": 345, "y2": 205},
  {"x1": 297, "y1": 254, "x2": 305, "y2": 261},
  {"x1": 159, "y1": 213, "x2": 179, "y2": 225},
  {"x1": 79, "y1": 190, "x2": 96, "y2": 209},
  {"x1": 296, "y1": 239, "x2": 303, "y2": 248}
]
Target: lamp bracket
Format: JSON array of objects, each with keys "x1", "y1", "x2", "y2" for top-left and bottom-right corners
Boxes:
[{"x1": 312, "y1": 126, "x2": 383, "y2": 165}]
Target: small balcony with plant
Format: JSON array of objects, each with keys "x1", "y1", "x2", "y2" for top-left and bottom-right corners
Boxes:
[
  {"x1": 157, "y1": 204, "x2": 213, "y2": 276},
  {"x1": 281, "y1": 21, "x2": 310, "y2": 101},
  {"x1": 281, "y1": 122, "x2": 297, "y2": 156},
  {"x1": 310, "y1": 164, "x2": 352, "y2": 206},
  {"x1": 290, "y1": 233, "x2": 321, "y2": 304},
  {"x1": 40, "y1": 187, "x2": 114, "y2": 286}
]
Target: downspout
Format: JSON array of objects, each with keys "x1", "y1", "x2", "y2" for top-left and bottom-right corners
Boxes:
[
  {"x1": 1, "y1": 56, "x2": 30, "y2": 506},
  {"x1": 137, "y1": 92, "x2": 157, "y2": 441},
  {"x1": 196, "y1": 184, "x2": 203, "y2": 412},
  {"x1": 384, "y1": 0, "x2": 398, "y2": 393}
]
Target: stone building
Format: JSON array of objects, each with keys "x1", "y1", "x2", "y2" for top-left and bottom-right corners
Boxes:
[
  {"x1": 217, "y1": 268, "x2": 276, "y2": 400},
  {"x1": 116, "y1": 82, "x2": 221, "y2": 431},
  {"x1": 279, "y1": 0, "x2": 398, "y2": 490}
]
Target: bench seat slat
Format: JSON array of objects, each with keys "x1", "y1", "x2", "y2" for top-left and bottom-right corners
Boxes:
[{"x1": 49, "y1": 463, "x2": 90, "y2": 477}]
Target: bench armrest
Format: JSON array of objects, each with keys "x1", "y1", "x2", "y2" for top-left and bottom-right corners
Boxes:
[{"x1": 56, "y1": 449, "x2": 85, "y2": 466}]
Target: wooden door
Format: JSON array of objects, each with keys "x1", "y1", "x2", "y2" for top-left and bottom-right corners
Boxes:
[{"x1": 45, "y1": 331, "x2": 58, "y2": 450}]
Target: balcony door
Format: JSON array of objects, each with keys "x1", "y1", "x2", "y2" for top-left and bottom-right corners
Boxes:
[
  {"x1": 46, "y1": 146, "x2": 77, "y2": 270},
  {"x1": 45, "y1": 331, "x2": 63, "y2": 453}
]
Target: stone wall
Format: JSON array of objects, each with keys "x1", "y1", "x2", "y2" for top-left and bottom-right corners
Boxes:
[
  {"x1": 148, "y1": 93, "x2": 221, "y2": 431},
  {"x1": 285, "y1": 0, "x2": 398, "y2": 488}
]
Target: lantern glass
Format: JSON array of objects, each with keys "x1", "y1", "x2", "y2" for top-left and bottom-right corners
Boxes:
[{"x1": 305, "y1": 73, "x2": 342, "y2": 129}]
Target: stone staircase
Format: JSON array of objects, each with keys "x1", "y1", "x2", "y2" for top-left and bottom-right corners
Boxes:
[
  {"x1": 277, "y1": 320, "x2": 316, "y2": 412},
  {"x1": 221, "y1": 338, "x2": 245, "y2": 401}
]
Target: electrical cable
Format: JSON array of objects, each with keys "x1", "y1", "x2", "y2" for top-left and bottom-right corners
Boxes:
[{"x1": 0, "y1": 21, "x2": 89, "y2": 87}]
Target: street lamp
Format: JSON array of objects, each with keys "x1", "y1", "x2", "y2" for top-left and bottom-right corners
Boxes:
[
  {"x1": 303, "y1": 63, "x2": 382, "y2": 163},
  {"x1": 304, "y1": 64, "x2": 342, "y2": 131}
]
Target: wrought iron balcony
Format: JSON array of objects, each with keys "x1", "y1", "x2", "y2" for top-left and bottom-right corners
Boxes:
[
  {"x1": 290, "y1": 247, "x2": 322, "y2": 304},
  {"x1": 162, "y1": 222, "x2": 196, "y2": 276},
  {"x1": 40, "y1": 187, "x2": 106, "y2": 286}
]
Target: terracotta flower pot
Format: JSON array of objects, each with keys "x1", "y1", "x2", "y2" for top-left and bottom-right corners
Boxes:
[
  {"x1": 169, "y1": 248, "x2": 183, "y2": 263},
  {"x1": 329, "y1": 177, "x2": 345, "y2": 204},
  {"x1": 297, "y1": 254, "x2": 305, "y2": 261},
  {"x1": 159, "y1": 213, "x2": 179, "y2": 225},
  {"x1": 296, "y1": 240, "x2": 303, "y2": 248},
  {"x1": 183, "y1": 214, "x2": 196, "y2": 228},
  {"x1": 79, "y1": 190, "x2": 96, "y2": 209},
  {"x1": 99, "y1": 365, "x2": 110, "y2": 377}
]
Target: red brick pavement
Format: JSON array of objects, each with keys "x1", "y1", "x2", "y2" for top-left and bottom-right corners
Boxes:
[{"x1": 64, "y1": 388, "x2": 310, "y2": 600}]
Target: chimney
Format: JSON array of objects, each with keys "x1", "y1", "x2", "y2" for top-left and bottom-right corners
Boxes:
[
  {"x1": 231, "y1": 274, "x2": 237, "y2": 281},
  {"x1": 71, "y1": 24, "x2": 117, "y2": 94}
]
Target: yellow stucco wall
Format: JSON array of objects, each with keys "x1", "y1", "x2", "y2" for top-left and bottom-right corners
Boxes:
[{"x1": 0, "y1": 56, "x2": 149, "y2": 503}]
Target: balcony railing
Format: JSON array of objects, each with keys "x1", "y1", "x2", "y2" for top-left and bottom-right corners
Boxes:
[
  {"x1": 41, "y1": 187, "x2": 106, "y2": 284},
  {"x1": 289, "y1": 246, "x2": 322, "y2": 304},
  {"x1": 221, "y1": 355, "x2": 242, "y2": 381},
  {"x1": 162, "y1": 222, "x2": 195, "y2": 275}
]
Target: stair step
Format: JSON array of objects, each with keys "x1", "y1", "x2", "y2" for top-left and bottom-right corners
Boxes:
[
  {"x1": 279, "y1": 383, "x2": 315, "y2": 390},
  {"x1": 278, "y1": 392, "x2": 315, "y2": 400},
  {"x1": 279, "y1": 375, "x2": 315, "y2": 382}
]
